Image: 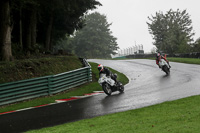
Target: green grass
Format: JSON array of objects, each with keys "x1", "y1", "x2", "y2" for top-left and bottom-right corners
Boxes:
[
  {"x1": 113, "y1": 57, "x2": 200, "y2": 65},
  {"x1": 167, "y1": 57, "x2": 200, "y2": 65},
  {"x1": 0, "y1": 56, "x2": 83, "y2": 84},
  {"x1": 26, "y1": 95, "x2": 200, "y2": 133},
  {"x1": 0, "y1": 62, "x2": 129, "y2": 114},
  {"x1": 148, "y1": 57, "x2": 200, "y2": 65}
]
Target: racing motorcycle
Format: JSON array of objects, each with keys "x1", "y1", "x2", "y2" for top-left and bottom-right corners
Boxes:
[
  {"x1": 98, "y1": 73, "x2": 124, "y2": 95},
  {"x1": 159, "y1": 58, "x2": 170, "y2": 75}
]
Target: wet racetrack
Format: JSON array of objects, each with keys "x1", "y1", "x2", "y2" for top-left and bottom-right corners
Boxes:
[{"x1": 0, "y1": 59, "x2": 200, "y2": 133}]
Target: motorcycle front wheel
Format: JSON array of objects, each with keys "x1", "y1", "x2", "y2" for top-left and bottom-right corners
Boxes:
[
  {"x1": 102, "y1": 83, "x2": 112, "y2": 95},
  {"x1": 118, "y1": 82, "x2": 124, "y2": 93},
  {"x1": 163, "y1": 65, "x2": 170, "y2": 75}
]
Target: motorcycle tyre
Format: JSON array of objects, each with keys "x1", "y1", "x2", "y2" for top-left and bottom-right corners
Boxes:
[
  {"x1": 102, "y1": 83, "x2": 112, "y2": 96},
  {"x1": 118, "y1": 82, "x2": 124, "y2": 93},
  {"x1": 163, "y1": 65, "x2": 169, "y2": 75}
]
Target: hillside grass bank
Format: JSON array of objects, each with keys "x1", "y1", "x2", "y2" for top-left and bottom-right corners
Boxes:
[{"x1": 0, "y1": 56, "x2": 83, "y2": 84}]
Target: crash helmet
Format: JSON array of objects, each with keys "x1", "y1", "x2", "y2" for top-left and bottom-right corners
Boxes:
[
  {"x1": 98, "y1": 64, "x2": 104, "y2": 72},
  {"x1": 156, "y1": 52, "x2": 161, "y2": 58}
]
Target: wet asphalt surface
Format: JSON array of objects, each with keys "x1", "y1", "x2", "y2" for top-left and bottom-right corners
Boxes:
[{"x1": 0, "y1": 59, "x2": 200, "y2": 133}]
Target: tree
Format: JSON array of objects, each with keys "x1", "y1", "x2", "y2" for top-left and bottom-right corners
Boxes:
[
  {"x1": 53, "y1": 35, "x2": 75, "y2": 54},
  {"x1": 72, "y1": 12, "x2": 119, "y2": 58},
  {"x1": 193, "y1": 38, "x2": 200, "y2": 52},
  {"x1": 0, "y1": 0, "x2": 101, "y2": 60},
  {"x1": 147, "y1": 9, "x2": 195, "y2": 54},
  {"x1": 11, "y1": 0, "x2": 40, "y2": 55},
  {"x1": 38, "y1": 0, "x2": 102, "y2": 52},
  {"x1": 0, "y1": 0, "x2": 13, "y2": 61}
]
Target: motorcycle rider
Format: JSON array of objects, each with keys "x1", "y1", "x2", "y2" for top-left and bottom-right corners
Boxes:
[
  {"x1": 97, "y1": 64, "x2": 117, "y2": 84},
  {"x1": 156, "y1": 52, "x2": 171, "y2": 68}
]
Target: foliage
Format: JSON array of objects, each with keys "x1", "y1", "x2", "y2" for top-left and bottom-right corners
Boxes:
[
  {"x1": 72, "y1": 12, "x2": 119, "y2": 58},
  {"x1": 53, "y1": 36, "x2": 75, "y2": 54},
  {"x1": 147, "y1": 9, "x2": 195, "y2": 54},
  {"x1": 192, "y1": 38, "x2": 200, "y2": 52},
  {"x1": 0, "y1": 56, "x2": 82, "y2": 84},
  {"x1": 37, "y1": 0, "x2": 102, "y2": 48},
  {"x1": 0, "y1": 0, "x2": 102, "y2": 60}
]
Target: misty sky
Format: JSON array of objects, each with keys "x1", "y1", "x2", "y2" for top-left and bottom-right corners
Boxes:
[{"x1": 91, "y1": 0, "x2": 200, "y2": 53}]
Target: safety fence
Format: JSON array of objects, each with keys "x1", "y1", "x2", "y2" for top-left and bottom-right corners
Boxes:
[{"x1": 0, "y1": 58, "x2": 92, "y2": 106}]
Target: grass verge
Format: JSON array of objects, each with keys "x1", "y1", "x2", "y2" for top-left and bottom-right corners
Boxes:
[
  {"x1": 0, "y1": 62, "x2": 129, "y2": 113},
  {"x1": 26, "y1": 95, "x2": 200, "y2": 133},
  {"x1": 148, "y1": 57, "x2": 200, "y2": 65},
  {"x1": 121, "y1": 57, "x2": 200, "y2": 65},
  {"x1": 167, "y1": 57, "x2": 200, "y2": 65}
]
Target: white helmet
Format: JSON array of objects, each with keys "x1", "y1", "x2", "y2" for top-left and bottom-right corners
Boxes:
[{"x1": 98, "y1": 64, "x2": 104, "y2": 72}]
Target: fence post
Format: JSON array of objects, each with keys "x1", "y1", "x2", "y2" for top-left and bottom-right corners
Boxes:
[
  {"x1": 48, "y1": 76, "x2": 53, "y2": 95},
  {"x1": 87, "y1": 67, "x2": 90, "y2": 82}
]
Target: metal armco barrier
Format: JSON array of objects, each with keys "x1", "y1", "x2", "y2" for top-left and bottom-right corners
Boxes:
[{"x1": 0, "y1": 59, "x2": 92, "y2": 106}]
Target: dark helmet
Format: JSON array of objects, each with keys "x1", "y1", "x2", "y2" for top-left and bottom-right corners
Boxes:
[{"x1": 98, "y1": 64, "x2": 104, "y2": 72}]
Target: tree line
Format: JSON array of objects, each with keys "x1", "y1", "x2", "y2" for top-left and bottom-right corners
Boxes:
[
  {"x1": 147, "y1": 9, "x2": 200, "y2": 54},
  {"x1": 0, "y1": 0, "x2": 101, "y2": 61},
  {"x1": 55, "y1": 12, "x2": 119, "y2": 59},
  {"x1": 2, "y1": 2, "x2": 198, "y2": 61}
]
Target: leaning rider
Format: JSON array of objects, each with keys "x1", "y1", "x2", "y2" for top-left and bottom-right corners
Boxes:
[
  {"x1": 156, "y1": 52, "x2": 171, "y2": 68},
  {"x1": 97, "y1": 64, "x2": 117, "y2": 83}
]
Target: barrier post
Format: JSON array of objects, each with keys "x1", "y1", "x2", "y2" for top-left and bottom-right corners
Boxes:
[{"x1": 48, "y1": 76, "x2": 53, "y2": 95}]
